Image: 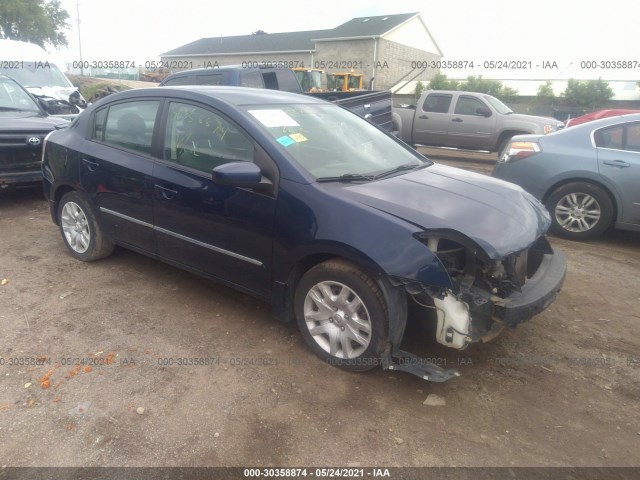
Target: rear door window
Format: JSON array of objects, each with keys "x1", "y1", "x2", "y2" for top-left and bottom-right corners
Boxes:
[{"x1": 101, "y1": 101, "x2": 160, "y2": 155}]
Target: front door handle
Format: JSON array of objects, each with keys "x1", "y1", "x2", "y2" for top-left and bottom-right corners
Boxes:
[
  {"x1": 602, "y1": 159, "x2": 630, "y2": 168},
  {"x1": 154, "y1": 184, "x2": 178, "y2": 200},
  {"x1": 451, "y1": 118, "x2": 463, "y2": 123}
]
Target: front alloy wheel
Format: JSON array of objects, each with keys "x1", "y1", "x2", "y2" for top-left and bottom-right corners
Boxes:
[
  {"x1": 303, "y1": 280, "x2": 372, "y2": 359},
  {"x1": 295, "y1": 259, "x2": 389, "y2": 372}
]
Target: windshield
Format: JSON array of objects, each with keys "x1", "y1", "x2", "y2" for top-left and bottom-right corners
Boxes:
[
  {"x1": 0, "y1": 62, "x2": 72, "y2": 88},
  {"x1": 0, "y1": 78, "x2": 41, "y2": 112},
  {"x1": 295, "y1": 71, "x2": 323, "y2": 92},
  {"x1": 245, "y1": 103, "x2": 429, "y2": 180},
  {"x1": 483, "y1": 94, "x2": 513, "y2": 114}
]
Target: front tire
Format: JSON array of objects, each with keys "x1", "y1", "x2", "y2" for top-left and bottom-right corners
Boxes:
[
  {"x1": 294, "y1": 259, "x2": 389, "y2": 372},
  {"x1": 545, "y1": 182, "x2": 613, "y2": 240},
  {"x1": 58, "y1": 191, "x2": 114, "y2": 261}
]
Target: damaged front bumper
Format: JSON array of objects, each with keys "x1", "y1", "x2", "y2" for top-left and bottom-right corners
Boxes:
[
  {"x1": 493, "y1": 250, "x2": 566, "y2": 327},
  {"x1": 380, "y1": 238, "x2": 567, "y2": 383}
]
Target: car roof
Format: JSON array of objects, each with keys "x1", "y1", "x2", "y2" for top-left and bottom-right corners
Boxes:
[{"x1": 95, "y1": 85, "x2": 327, "y2": 107}]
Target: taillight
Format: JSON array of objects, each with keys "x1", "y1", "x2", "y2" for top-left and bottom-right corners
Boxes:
[{"x1": 500, "y1": 141, "x2": 541, "y2": 162}]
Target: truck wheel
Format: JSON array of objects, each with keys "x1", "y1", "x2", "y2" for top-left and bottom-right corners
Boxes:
[
  {"x1": 545, "y1": 182, "x2": 613, "y2": 240},
  {"x1": 58, "y1": 191, "x2": 114, "y2": 261},
  {"x1": 294, "y1": 259, "x2": 388, "y2": 371}
]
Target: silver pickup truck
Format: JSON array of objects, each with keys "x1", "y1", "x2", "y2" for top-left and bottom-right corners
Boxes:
[{"x1": 394, "y1": 90, "x2": 564, "y2": 153}]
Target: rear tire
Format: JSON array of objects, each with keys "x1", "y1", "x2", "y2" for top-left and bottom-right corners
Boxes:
[
  {"x1": 294, "y1": 259, "x2": 388, "y2": 372},
  {"x1": 545, "y1": 182, "x2": 613, "y2": 240},
  {"x1": 58, "y1": 191, "x2": 114, "y2": 261}
]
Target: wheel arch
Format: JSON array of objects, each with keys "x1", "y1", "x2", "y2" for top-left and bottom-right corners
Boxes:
[
  {"x1": 272, "y1": 246, "x2": 388, "y2": 324},
  {"x1": 496, "y1": 130, "x2": 529, "y2": 152},
  {"x1": 50, "y1": 183, "x2": 78, "y2": 225}
]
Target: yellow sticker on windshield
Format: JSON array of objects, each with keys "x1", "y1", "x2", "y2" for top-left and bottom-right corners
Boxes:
[{"x1": 289, "y1": 133, "x2": 307, "y2": 143}]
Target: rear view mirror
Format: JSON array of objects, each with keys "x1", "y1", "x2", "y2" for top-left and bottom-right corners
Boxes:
[{"x1": 476, "y1": 106, "x2": 491, "y2": 117}]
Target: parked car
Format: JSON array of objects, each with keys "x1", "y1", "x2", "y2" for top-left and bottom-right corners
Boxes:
[
  {"x1": 0, "y1": 39, "x2": 87, "y2": 119},
  {"x1": 394, "y1": 90, "x2": 564, "y2": 152},
  {"x1": 0, "y1": 75, "x2": 68, "y2": 189},
  {"x1": 493, "y1": 114, "x2": 640, "y2": 240},
  {"x1": 42, "y1": 86, "x2": 566, "y2": 382},
  {"x1": 565, "y1": 109, "x2": 640, "y2": 127}
]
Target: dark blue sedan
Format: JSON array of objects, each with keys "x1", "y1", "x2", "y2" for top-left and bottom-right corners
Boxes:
[{"x1": 42, "y1": 87, "x2": 566, "y2": 382}]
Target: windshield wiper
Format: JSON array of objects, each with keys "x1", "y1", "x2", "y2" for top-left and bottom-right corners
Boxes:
[
  {"x1": 316, "y1": 173, "x2": 377, "y2": 183},
  {"x1": 372, "y1": 162, "x2": 429, "y2": 179},
  {"x1": 0, "y1": 106, "x2": 28, "y2": 112}
]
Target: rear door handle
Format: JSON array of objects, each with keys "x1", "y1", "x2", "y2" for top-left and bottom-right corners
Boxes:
[
  {"x1": 452, "y1": 118, "x2": 463, "y2": 123},
  {"x1": 154, "y1": 184, "x2": 178, "y2": 200},
  {"x1": 82, "y1": 158, "x2": 99, "y2": 171},
  {"x1": 418, "y1": 115, "x2": 429, "y2": 120},
  {"x1": 602, "y1": 159, "x2": 630, "y2": 168}
]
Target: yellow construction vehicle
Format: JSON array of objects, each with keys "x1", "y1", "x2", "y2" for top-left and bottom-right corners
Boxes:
[
  {"x1": 327, "y1": 72, "x2": 364, "y2": 91},
  {"x1": 292, "y1": 68, "x2": 325, "y2": 92}
]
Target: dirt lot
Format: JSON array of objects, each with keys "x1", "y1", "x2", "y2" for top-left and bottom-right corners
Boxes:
[{"x1": 1, "y1": 155, "x2": 639, "y2": 468}]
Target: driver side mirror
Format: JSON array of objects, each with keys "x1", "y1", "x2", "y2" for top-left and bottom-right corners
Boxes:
[{"x1": 476, "y1": 106, "x2": 492, "y2": 117}]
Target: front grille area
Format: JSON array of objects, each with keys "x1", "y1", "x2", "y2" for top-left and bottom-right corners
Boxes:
[{"x1": 0, "y1": 131, "x2": 51, "y2": 146}]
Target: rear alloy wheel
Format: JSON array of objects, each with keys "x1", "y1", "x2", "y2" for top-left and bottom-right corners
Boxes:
[
  {"x1": 294, "y1": 259, "x2": 388, "y2": 371},
  {"x1": 545, "y1": 182, "x2": 613, "y2": 240},
  {"x1": 58, "y1": 191, "x2": 114, "y2": 261}
]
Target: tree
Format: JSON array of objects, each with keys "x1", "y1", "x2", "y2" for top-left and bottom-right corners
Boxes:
[
  {"x1": 460, "y1": 75, "x2": 518, "y2": 101},
  {"x1": 414, "y1": 80, "x2": 426, "y2": 101},
  {"x1": 0, "y1": 0, "x2": 70, "y2": 48},
  {"x1": 562, "y1": 78, "x2": 613, "y2": 108},
  {"x1": 537, "y1": 80, "x2": 555, "y2": 103},
  {"x1": 252, "y1": 30, "x2": 267, "y2": 35},
  {"x1": 427, "y1": 72, "x2": 460, "y2": 91}
]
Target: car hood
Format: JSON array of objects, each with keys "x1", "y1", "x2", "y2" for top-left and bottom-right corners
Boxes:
[
  {"x1": 335, "y1": 163, "x2": 551, "y2": 259},
  {"x1": 27, "y1": 85, "x2": 76, "y2": 101},
  {"x1": 0, "y1": 112, "x2": 68, "y2": 130}
]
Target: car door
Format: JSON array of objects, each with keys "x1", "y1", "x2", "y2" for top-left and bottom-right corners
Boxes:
[
  {"x1": 595, "y1": 121, "x2": 640, "y2": 226},
  {"x1": 447, "y1": 95, "x2": 497, "y2": 150},
  {"x1": 152, "y1": 100, "x2": 276, "y2": 296},
  {"x1": 80, "y1": 100, "x2": 160, "y2": 253},
  {"x1": 411, "y1": 92, "x2": 453, "y2": 146}
]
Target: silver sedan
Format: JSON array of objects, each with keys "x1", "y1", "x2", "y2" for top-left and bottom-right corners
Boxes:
[{"x1": 492, "y1": 113, "x2": 640, "y2": 240}]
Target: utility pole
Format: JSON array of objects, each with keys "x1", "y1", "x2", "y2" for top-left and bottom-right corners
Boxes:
[{"x1": 77, "y1": 2, "x2": 84, "y2": 75}]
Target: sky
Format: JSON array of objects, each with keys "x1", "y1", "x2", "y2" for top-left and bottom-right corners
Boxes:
[{"x1": 52, "y1": 0, "x2": 640, "y2": 81}]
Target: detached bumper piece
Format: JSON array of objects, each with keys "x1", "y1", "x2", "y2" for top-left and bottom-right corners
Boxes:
[{"x1": 382, "y1": 351, "x2": 460, "y2": 383}]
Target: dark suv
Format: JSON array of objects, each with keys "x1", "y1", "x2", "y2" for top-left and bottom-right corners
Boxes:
[{"x1": 0, "y1": 75, "x2": 68, "y2": 188}]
